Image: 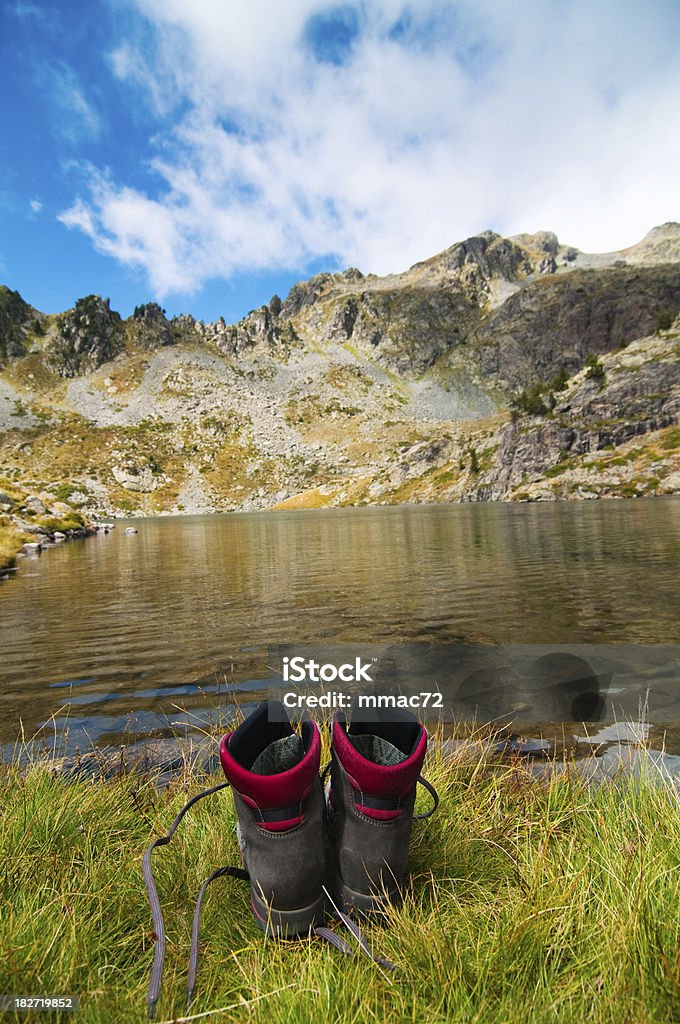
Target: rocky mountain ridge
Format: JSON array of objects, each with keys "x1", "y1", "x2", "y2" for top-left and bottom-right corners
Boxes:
[{"x1": 0, "y1": 223, "x2": 678, "y2": 517}]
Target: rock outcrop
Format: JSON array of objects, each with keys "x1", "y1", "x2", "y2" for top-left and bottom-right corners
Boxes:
[
  {"x1": 0, "y1": 286, "x2": 42, "y2": 365},
  {"x1": 128, "y1": 303, "x2": 175, "y2": 349},
  {"x1": 47, "y1": 295, "x2": 125, "y2": 377},
  {"x1": 111, "y1": 463, "x2": 167, "y2": 493},
  {"x1": 192, "y1": 304, "x2": 302, "y2": 358}
]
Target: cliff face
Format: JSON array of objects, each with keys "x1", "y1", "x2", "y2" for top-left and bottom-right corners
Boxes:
[
  {"x1": 472, "y1": 265, "x2": 680, "y2": 389},
  {"x1": 479, "y1": 330, "x2": 680, "y2": 502},
  {"x1": 0, "y1": 224, "x2": 678, "y2": 516},
  {"x1": 0, "y1": 286, "x2": 42, "y2": 365}
]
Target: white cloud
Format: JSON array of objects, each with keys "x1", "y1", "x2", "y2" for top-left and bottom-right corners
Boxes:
[
  {"x1": 60, "y1": 0, "x2": 680, "y2": 296},
  {"x1": 59, "y1": 196, "x2": 96, "y2": 236},
  {"x1": 47, "y1": 62, "x2": 102, "y2": 142},
  {"x1": 29, "y1": 198, "x2": 42, "y2": 215},
  {"x1": 9, "y1": 2, "x2": 42, "y2": 17}
]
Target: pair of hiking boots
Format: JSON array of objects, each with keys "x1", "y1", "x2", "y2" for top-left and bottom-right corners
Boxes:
[
  {"x1": 143, "y1": 700, "x2": 437, "y2": 1017},
  {"x1": 220, "y1": 700, "x2": 436, "y2": 934}
]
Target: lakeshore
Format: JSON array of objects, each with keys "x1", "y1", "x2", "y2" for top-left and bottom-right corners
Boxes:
[{"x1": 0, "y1": 477, "x2": 95, "y2": 577}]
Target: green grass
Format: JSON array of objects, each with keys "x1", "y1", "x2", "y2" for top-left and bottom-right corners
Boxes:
[
  {"x1": 0, "y1": 740, "x2": 678, "y2": 1023},
  {"x1": 542, "y1": 461, "x2": 571, "y2": 478},
  {"x1": 0, "y1": 521, "x2": 30, "y2": 571}
]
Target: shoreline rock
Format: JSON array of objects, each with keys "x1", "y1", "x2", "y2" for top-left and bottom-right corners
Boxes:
[
  {"x1": 20, "y1": 735, "x2": 680, "y2": 790},
  {"x1": 0, "y1": 482, "x2": 96, "y2": 579}
]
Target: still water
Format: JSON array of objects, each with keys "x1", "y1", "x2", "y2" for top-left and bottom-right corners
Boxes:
[{"x1": 1, "y1": 499, "x2": 679, "y2": 753}]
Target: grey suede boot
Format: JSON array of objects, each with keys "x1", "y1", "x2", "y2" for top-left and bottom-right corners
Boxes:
[
  {"x1": 328, "y1": 707, "x2": 436, "y2": 914},
  {"x1": 219, "y1": 700, "x2": 326, "y2": 936}
]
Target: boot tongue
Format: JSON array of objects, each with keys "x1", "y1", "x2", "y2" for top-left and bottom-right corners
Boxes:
[
  {"x1": 350, "y1": 734, "x2": 406, "y2": 767},
  {"x1": 251, "y1": 734, "x2": 304, "y2": 775}
]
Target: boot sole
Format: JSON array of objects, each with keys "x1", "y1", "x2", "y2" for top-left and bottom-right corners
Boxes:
[
  {"x1": 250, "y1": 889, "x2": 326, "y2": 938},
  {"x1": 338, "y1": 879, "x2": 401, "y2": 916}
]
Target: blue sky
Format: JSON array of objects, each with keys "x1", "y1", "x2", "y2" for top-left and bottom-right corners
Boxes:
[{"x1": 1, "y1": 0, "x2": 679, "y2": 324}]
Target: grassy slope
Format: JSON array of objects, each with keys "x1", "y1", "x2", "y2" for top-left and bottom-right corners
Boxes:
[{"x1": 1, "y1": 741, "x2": 678, "y2": 1024}]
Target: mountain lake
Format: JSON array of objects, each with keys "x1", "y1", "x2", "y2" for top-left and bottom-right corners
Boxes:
[{"x1": 1, "y1": 498, "x2": 679, "y2": 758}]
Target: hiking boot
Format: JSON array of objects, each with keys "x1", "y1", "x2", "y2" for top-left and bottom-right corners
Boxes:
[
  {"x1": 219, "y1": 700, "x2": 326, "y2": 937},
  {"x1": 327, "y1": 707, "x2": 433, "y2": 914}
]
